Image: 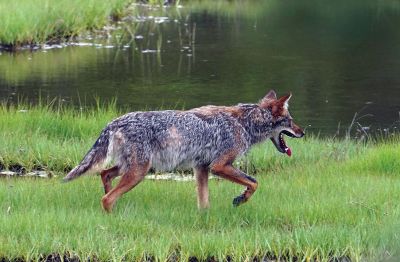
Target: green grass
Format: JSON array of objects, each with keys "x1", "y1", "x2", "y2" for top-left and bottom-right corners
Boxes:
[
  {"x1": 0, "y1": 101, "x2": 400, "y2": 261},
  {"x1": 0, "y1": 100, "x2": 362, "y2": 174},
  {"x1": 0, "y1": 0, "x2": 131, "y2": 47},
  {"x1": 0, "y1": 99, "x2": 119, "y2": 173}
]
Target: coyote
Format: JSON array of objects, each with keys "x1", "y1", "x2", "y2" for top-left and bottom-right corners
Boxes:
[{"x1": 63, "y1": 90, "x2": 304, "y2": 212}]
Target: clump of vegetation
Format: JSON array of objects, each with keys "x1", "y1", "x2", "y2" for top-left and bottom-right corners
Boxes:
[
  {"x1": 0, "y1": 0, "x2": 131, "y2": 49},
  {"x1": 0, "y1": 99, "x2": 119, "y2": 173}
]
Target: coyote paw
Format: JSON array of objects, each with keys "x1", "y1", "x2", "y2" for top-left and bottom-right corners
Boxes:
[
  {"x1": 101, "y1": 196, "x2": 114, "y2": 213},
  {"x1": 232, "y1": 194, "x2": 247, "y2": 207}
]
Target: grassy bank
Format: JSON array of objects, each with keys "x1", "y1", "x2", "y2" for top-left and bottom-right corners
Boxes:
[
  {"x1": 0, "y1": 100, "x2": 119, "y2": 173},
  {"x1": 1, "y1": 102, "x2": 400, "y2": 261},
  {"x1": 0, "y1": 100, "x2": 367, "y2": 174},
  {"x1": 0, "y1": 0, "x2": 131, "y2": 49}
]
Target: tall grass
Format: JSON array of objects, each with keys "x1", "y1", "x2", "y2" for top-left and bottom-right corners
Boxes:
[
  {"x1": 0, "y1": 99, "x2": 119, "y2": 172},
  {"x1": 0, "y1": 0, "x2": 131, "y2": 48},
  {"x1": 1, "y1": 144, "x2": 400, "y2": 261},
  {"x1": 1, "y1": 101, "x2": 400, "y2": 260}
]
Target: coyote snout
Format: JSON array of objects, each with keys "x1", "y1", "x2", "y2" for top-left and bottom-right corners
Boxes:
[
  {"x1": 63, "y1": 90, "x2": 304, "y2": 212},
  {"x1": 261, "y1": 92, "x2": 305, "y2": 156}
]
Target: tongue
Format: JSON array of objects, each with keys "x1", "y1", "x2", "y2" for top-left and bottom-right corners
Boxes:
[{"x1": 285, "y1": 147, "x2": 292, "y2": 157}]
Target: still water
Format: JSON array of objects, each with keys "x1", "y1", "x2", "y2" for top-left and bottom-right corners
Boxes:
[{"x1": 1, "y1": 1, "x2": 400, "y2": 136}]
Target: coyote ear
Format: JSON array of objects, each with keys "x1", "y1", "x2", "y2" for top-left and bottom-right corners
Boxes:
[
  {"x1": 260, "y1": 90, "x2": 277, "y2": 108},
  {"x1": 265, "y1": 90, "x2": 277, "y2": 100},
  {"x1": 278, "y1": 93, "x2": 292, "y2": 110}
]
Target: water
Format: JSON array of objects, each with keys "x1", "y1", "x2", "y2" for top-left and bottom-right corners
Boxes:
[{"x1": 1, "y1": 1, "x2": 400, "y2": 136}]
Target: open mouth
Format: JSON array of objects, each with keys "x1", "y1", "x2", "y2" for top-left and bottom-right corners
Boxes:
[{"x1": 271, "y1": 130, "x2": 296, "y2": 156}]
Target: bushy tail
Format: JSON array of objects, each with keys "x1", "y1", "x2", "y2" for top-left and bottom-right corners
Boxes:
[{"x1": 63, "y1": 129, "x2": 111, "y2": 182}]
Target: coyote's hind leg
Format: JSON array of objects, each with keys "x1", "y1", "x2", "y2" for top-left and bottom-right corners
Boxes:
[
  {"x1": 100, "y1": 166, "x2": 120, "y2": 194},
  {"x1": 101, "y1": 160, "x2": 150, "y2": 213}
]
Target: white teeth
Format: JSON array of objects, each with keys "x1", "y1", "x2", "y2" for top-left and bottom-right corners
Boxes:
[
  {"x1": 279, "y1": 133, "x2": 288, "y2": 149},
  {"x1": 279, "y1": 133, "x2": 285, "y2": 148}
]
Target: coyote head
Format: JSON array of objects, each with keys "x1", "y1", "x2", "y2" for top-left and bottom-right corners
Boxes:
[{"x1": 259, "y1": 90, "x2": 305, "y2": 156}]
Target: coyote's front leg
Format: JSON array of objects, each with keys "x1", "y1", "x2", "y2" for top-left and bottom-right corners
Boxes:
[
  {"x1": 194, "y1": 166, "x2": 210, "y2": 209},
  {"x1": 211, "y1": 157, "x2": 258, "y2": 207}
]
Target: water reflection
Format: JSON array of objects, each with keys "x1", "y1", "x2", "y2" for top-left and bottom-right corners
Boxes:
[{"x1": 1, "y1": 1, "x2": 400, "y2": 136}]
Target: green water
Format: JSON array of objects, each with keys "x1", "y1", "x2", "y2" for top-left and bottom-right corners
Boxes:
[{"x1": 1, "y1": 0, "x2": 400, "y2": 136}]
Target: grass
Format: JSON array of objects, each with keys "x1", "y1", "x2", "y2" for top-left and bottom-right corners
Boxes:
[
  {"x1": 0, "y1": 101, "x2": 400, "y2": 261},
  {"x1": 0, "y1": 99, "x2": 363, "y2": 174},
  {"x1": 3, "y1": 0, "x2": 400, "y2": 50},
  {"x1": 0, "y1": 99, "x2": 119, "y2": 173},
  {"x1": 0, "y1": 0, "x2": 131, "y2": 48}
]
